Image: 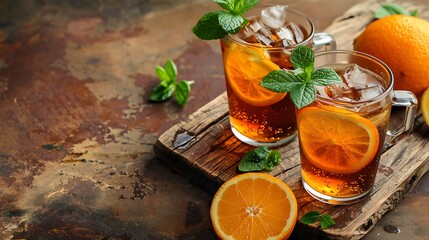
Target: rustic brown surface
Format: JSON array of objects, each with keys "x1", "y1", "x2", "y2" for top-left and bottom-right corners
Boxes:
[{"x1": 1, "y1": 0, "x2": 428, "y2": 239}]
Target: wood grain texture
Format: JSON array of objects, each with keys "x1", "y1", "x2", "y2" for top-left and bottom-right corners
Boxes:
[{"x1": 154, "y1": 0, "x2": 429, "y2": 239}]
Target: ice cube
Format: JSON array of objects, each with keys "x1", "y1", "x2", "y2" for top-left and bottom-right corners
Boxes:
[
  {"x1": 255, "y1": 32, "x2": 274, "y2": 46},
  {"x1": 343, "y1": 64, "x2": 362, "y2": 85},
  {"x1": 243, "y1": 19, "x2": 275, "y2": 46},
  {"x1": 239, "y1": 25, "x2": 256, "y2": 41},
  {"x1": 356, "y1": 85, "x2": 383, "y2": 100},
  {"x1": 289, "y1": 22, "x2": 304, "y2": 43},
  {"x1": 261, "y1": 5, "x2": 287, "y2": 29},
  {"x1": 326, "y1": 83, "x2": 360, "y2": 101},
  {"x1": 316, "y1": 85, "x2": 330, "y2": 98},
  {"x1": 343, "y1": 64, "x2": 379, "y2": 88},
  {"x1": 276, "y1": 26, "x2": 295, "y2": 45}
]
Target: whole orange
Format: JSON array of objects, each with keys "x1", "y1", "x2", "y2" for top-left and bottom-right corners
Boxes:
[{"x1": 354, "y1": 15, "x2": 429, "y2": 97}]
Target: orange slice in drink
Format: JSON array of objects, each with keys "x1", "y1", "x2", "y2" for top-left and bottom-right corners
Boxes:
[
  {"x1": 210, "y1": 173, "x2": 297, "y2": 240},
  {"x1": 297, "y1": 106, "x2": 380, "y2": 174},
  {"x1": 224, "y1": 43, "x2": 286, "y2": 106}
]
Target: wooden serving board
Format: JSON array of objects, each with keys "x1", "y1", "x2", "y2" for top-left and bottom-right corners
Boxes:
[{"x1": 154, "y1": 0, "x2": 429, "y2": 239}]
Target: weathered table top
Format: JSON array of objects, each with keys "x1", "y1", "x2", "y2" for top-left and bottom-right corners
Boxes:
[{"x1": 1, "y1": 0, "x2": 428, "y2": 239}]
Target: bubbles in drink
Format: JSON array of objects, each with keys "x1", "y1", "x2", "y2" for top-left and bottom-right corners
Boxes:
[{"x1": 321, "y1": 64, "x2": 385, "y2": 101}]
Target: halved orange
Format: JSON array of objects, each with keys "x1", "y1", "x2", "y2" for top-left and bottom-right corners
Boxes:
[
  {"x1": 224, "y1": 43, "x2": 286, "y2": 106},
  {"x1": 210, "y1": 173, "x2": 297, "y2": 240},
  {"x1": 421, "y1": 87, "x2": 429, "y2": 127},
  {"x1": 297, "y1": 106, "x2": 380, "y2": 174}
]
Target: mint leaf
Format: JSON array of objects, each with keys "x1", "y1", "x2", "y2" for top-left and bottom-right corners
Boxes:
[
  {"x1": 155, "y1": 66, "x2": 170, "y2": 85},
  {"x1": 238, "y1": 146, "x2": 269, "y2": 172},
  {"x1": 164, "y1": 59, "x2": 177, "y2": 81},
  {"x1": 233, "y1": 0, "x2": 259, "y2": 15},
  {"x1": 212, "y1": 0, "x2": 234, "y2": 12},
  {"x1": 290, "y1": 46, "x2": 314, "y2": 81},
  {"x1": 192, "y1": 0, "x2": 258, "y2": 40},
  {"x1": 311, "y1": 68, "x2": 342, "y2": 86},
  {"x1": 175, "y1": 80, "x2": 194, "y2": 105},
  {"x1": 238, "y1": 146, "x2": 281, "y2": 172},
  {"x1": 150, "y1": 60, "x2": 193, "y2": 105},
  {"x1": 264, "y1": 149, "x2": 281, "y2": 171},
  {"x1": 218, "y1": 12, "x2": 244, "y2": 34},
  {"x1": 320, "y1": 214, "x2": 336, "y2": 229},
  {"x1": 260, "y1": 46, "x2": 341, "y2": 109},
  {"x1": 374, "y1": 4, "x2": 417, "y2": 19},
  {"x1": 290, "y1": 82, "x2": 316, "y2": 109},
  {"x1": 192, "y1": 11, "x2": 227, "y2": 40},
  {"x1": 409, "y1": 9, "x2": 419, "y2": 17},
  {"x1": 301, "y1": 211, "x2": 335, "y2": 229},
  {"x1": 150, "y1": 84, "x2": 175, "y2": 102},
  {"x1": 260, "y1": 70, "x2": 303, "y2": 92},
  {"x1": 300, "y1": 211, "x2": 320, "y2": 224}
]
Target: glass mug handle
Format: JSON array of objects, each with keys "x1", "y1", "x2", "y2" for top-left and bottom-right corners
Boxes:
[
  {"x1": 384, "y1": 90, "x2": 418, "y2": 149},
  {"x1": 312, "y1": 32, "x2": 337, "y2": 51}
]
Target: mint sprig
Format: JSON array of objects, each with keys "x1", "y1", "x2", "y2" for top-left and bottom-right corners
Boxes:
[
  {"x1": 238, "y1": 146, "x2": 281, "y2": 172},
  {"x1": 301, "y1": 211, "x2": 336, "y2": 229},
  {"x1": 192, "y1": 0, "x2": 259, "y2": 40},
  {"x1": 150, "y1": 59, "x2": 194, "y2": 105},
  {"x1": 260, "y1": 46, "x2": 342, "y2": 109},
  {"x1": 374, "y1": 4, "x2": 419, "y2": 19}
]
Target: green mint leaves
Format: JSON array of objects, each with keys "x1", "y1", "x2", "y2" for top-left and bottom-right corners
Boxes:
[
  {"x1": 238, "y1": 146, "x2": 281, "y2": 172},
  {"x1": 301, "y1": 211, "x2": 336, "y2": 229},
  {"x1": 150, "y1": 59, "x2": 194, "y2": 105},
  {"x1": 260, "y1": 46, "x2": 342, "y2": 109},
  {"x1": 192, "y1": 0, "x2": 259, "y2": 40},
  {"x1": 374, "y1": 4, "x2": 419, "y2": 19}
]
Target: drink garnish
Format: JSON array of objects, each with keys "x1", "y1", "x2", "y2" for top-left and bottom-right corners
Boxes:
[
  {"x1": 301, "y1": 211, "x2": 335, "y2": 229},
  {"x1": 260, "y1": 45, "x2": 342, "y2": 109},
  {"x1": 150, "y1": 59, "x2": 194, "y2": 105},
  {"x1": 238, "y1": 146, "x2": 281, "y2": 172},
  {"x1": 374, "y1": 4, "x2": 419, "y2": 19},
  {"x1": 192, "y1": 0, "x2": 259, "y2": 40}
]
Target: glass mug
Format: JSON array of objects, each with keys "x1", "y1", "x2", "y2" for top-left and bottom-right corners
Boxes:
[
  {"x1": 297, "y1": 50, "x2": 418, "y2": 205},
  {"x1": 220, "y1": 6, "x2": 336, "y2": 147}
]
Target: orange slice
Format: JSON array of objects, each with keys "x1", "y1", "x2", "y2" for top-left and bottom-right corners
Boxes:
[
  {"x1": 210, "y1": 173, "x2": 297, "y2": 240},
  {"x1": 224, "y1": 43, "x2": 286, "y2": 106},
  {"x1": 421, "y1": 87, "x2": 429, "y2": 127},
  {"x1": 297, "y1": 106, "x2": 380, "y2": 174}
]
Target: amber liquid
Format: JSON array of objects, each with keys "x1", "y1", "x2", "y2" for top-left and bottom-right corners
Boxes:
[
  {"x1": 300, "y1": 108, "x2": 389, "y2": 198},
  {"x1": 220, "y1": 25, "x2": 309, "y2": 144},
  {"x1": 299, "y1": 66, "x2": 391, "y2": 200}
]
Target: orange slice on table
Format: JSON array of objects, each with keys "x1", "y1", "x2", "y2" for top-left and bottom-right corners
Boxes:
[
  {"x1": 210, "y1": 173, "x2": 297, "y2": 240},
  {"x1": 224, "y1": 43, "x2": 286, "y2": 106},
  {"x1": 297, "y1": 106, "x2": 380, "y2": 174},
  {"x1": 421, "y1": 87, "x2": 429, "y2": 127}
]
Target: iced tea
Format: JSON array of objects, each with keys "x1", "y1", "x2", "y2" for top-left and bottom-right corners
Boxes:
[
  {"x1": 298, "y1": 50, "x2": 418, "y2": 205},
  {"x1": 298, "y1": 64, "x2": 390, "y2": 204},
  {"x1": 221, "y1": 6, "x2": 315, "y2": 146}
]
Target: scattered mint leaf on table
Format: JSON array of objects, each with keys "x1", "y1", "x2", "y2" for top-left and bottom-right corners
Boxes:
[
  {"x1": 192, "y1": 0, "x2": 259, "y2": 40},
  {"x1": 374, "y1": 4, "x2": 419, "y2": 19},
  {"x1": 260, "y1": 46, "x2": 342, "y2": 109},
  {"x1": 301, "y1": 211, "x2": 336, "y2": 229},
  {"x1": 175, "y1": 80, "x2": 193, "y2": 105},
  {"x1": 150, "y1": 59, "x2": 194, "y2": 106},
  {"x1": 238, "y1": 146, "x2": 281, "y2": 172}
]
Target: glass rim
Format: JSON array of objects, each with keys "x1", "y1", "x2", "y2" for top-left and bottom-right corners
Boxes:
[
  {"x1": 225, "y1": 7, "x2": 315, "y2": 50},
  {"x1": 314, "y1": 50, "x2": 394, "y2": 107}
]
